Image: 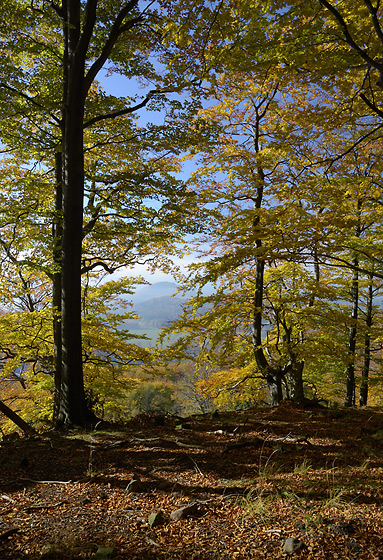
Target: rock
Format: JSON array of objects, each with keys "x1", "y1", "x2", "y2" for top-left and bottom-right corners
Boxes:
[
  {"x1": 148, "y1": 511, "x2": 167, "y2": 527},
  {"x1": 95, "y1": 546, "x2": 118, "y2": 559},
  {"x1": 125, "y1": 474, "x2": 141, "y2": 493},
  {"x1": 283, "y1": 538, "x2": 305, "y2": 554},
  {"x1": 170, "y1": 502, "x2": 200, "y2": 521}
]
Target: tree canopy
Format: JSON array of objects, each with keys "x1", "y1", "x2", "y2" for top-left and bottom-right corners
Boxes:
[{"x1": 1, "y1": 0, "x2": 383, "y2": 431}]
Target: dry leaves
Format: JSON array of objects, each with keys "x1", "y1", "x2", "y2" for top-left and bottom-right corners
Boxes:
[{"x1": 0, "y1": 404, "x2": 382, "y2": 558}]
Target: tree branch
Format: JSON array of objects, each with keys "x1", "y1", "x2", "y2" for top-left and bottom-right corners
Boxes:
[
  {"x1": 82, "y1": 0, "x2": 141, "y2": 96},
  {"x1": 49, "y1": 1, "x2": 64, "y2": 18},
  {"x1": 318, "y1": 0, "x2": 383, "y2": 84},
  {"x1": 319, "y1": 252, "x2": 383, "y2": 280},
  {"x1": 80, "y1": 260, "x2": 123, "y2": 274},
  {"x1": 76, "y1": 0, "x2": 98, "y2": 61},
  {"x1": 83, "y1": 95, "x2": 151, "y2": 128},
  {"x1": 360, "y1": 92, "x2": 383, "y2": 117},
  {"x1": 0, "y1": 82, "x2": 61, "y2": 125},
  {"x1": 363, "y1": 0, "x2": 383, "y2": 46}
]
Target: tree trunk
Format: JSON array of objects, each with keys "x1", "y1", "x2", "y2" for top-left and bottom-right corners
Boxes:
[
  {"x1": 287, "y1": 360, "x2": 305, "y2": 403},
  {"x1": 360, "y1": 277, "x2": 373, "y2": 406},
  {"x1": 265, "y1": 373, "x2": 283, "y2": 405},
  {"x1": 251, "y1": 204, "x2": 284, "y2": 405},
  {"x1": 53, "y1": 151, "x2": 63, "y2": 423},
  {"x1": 54, "y1": 0, "x2": 143, "y2": 425},
  {"x1": 250, "y1": 105, "x2": 285, "y2": 406},
  {"x1": 0, "y1": 400, "x2": 37, "y2": 436},
  {"x1": 251, "y1": 208, "x2": 283, "y2": 404},
  {"x1": 56, "y1": 0, "x2": 95, "y2": 427},
  {"x1": 345, "y1": 259, "x2": 359, "y2": 407}
]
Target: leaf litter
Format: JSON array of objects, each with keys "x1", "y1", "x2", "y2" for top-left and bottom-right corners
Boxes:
[{"x1": 0, "y1": 402, "x2": 382, "y2": 558}]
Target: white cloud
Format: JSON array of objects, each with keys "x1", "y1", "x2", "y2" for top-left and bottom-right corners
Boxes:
[{"x1": 109, "y1": 254, "x2": 202, "y2": 285}]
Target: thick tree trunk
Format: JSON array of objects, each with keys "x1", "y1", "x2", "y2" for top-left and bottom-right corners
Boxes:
[
  {"x1": 56, "y1": 0, "x2": 95, "y2": 427},
  {"x1": 360, "y1": 278, "x2": 373, "y2": 406},
  {"x1": 58, "y1": 99, "x2": 91, "y2": 426},
  {"x1": 265, "y1": 373, "x2": 283, "y2": 405},
  {"x1": 287, "y1": 360, "x2": 305, "y2": 403},
  {"x1": 54, "y1": 0, "x2": 141, "y2": 425}
]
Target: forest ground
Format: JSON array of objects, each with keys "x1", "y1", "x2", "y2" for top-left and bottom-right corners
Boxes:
[{"x1": 0, "y1": 402, "x2": 383, "y2": 559}]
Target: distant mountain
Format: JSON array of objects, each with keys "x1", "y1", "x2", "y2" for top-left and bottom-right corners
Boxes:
[
  {"x1": 122, "y1": 282, "x2": 183, "y2": 329},
  {"x1": 125, "y1": 281, "x2": 213, "y2": 330},
  {"x1": 127, "y1": 296, "x2": 183, "y2": 329},
  {"x1": 132, "y1": 282, "x2": 180, "y2": 304}
]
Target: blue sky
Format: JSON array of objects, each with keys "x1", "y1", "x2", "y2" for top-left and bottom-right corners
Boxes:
[{"x1": 99, "y1": 70, "x2": 201, "y2": 284}]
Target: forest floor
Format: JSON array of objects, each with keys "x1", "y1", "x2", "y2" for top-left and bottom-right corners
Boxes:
[{"x1": 0, "y1": 402, "x2": 383, "y2": 559}]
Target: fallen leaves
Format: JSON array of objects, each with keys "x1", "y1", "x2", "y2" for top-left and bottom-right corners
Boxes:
[{"x1": 0, "y1": 406, "x2": 382, "y2": 557}]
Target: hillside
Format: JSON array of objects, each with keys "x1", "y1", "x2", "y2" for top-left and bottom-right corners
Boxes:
[
  {"x1": 122, "y1": 282, "x2": 212, "y2": 346},
  {"x1": 125, "y1": 282, "x2": 185, "y2": 330},
  {"x1": 131, "y1": 282, "x2": 181, "y2": 304},
  {"x1": 1, "y1": 403, "x2": 383, "y2": 559},
  {"x1": 128, "y1": 297, "x2": 184, "y2": 329}
]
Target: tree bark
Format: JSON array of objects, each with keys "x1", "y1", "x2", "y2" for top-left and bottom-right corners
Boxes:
[
  {"x1": 345, "y1": 258, "x2": 359, "y2": 407},
  {"x1": 359, "y1": 276, "x2": 373, "y2": 406},
  {"x1": 252, "y1": 256, "x2": 284, "y2": 404},
  {"x1": 265, "y1": 373, "x2": 283, "y2": 405},
  {"x1": 56, "y1": 0, "x2": 95, "y2": 426},
  {"x1": 286, "y1": 359, "x2": 305, "y2": 403},
  {"x1": 0, "y1": 400, "x2": 36, "y2": 436},
  {"x1": 54, "y1": 0, "x2": 145, "y2": 426},
  {"x1": 53, "y1": 151, "x2": 63, "y2": 423}
]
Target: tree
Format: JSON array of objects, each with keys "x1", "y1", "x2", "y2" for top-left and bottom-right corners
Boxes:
[
  {"x1": 59, "y1": 0, "x2": 154, "y2": 426},
  {"x1": 0, "y1": 262, "x2": 156, "y2": 432},
  {"x1": 0, "y1": 0, "x2": 222, "y2": 426},
  {"x1": 160, "y1": 27, "x2": 383, "y2": 406},
  {"x1": 162, "y1": 69, "x2": 343, "y2": 404}
]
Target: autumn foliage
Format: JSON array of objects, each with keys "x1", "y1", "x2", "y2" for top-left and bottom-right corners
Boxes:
[{"x1": 0, "y1": 1, "x2": 383, "y2": 430}]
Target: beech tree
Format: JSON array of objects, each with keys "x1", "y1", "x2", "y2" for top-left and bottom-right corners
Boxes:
[
  {"x1": 0, "y1": 0, "x2": 222, "y2": 426},
  {"x1": 3, "y1": 0, "x2": 383, "y2": 422},
  {"x1": 161, "y1": 69, "x2": 326, "y2": 404},
  {"x1": 161, "y1": 32, "x2": 383, "y2": 406}
]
